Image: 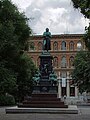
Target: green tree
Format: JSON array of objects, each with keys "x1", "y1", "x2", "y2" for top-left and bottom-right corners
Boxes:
[
  {"x1": 0, "y1": 0, "x2": 31, "y2": 51},
  {"x1": 71, "y1": 0, "x2": 90, "y2": 92},
  {"x1": 84, "y1": 24, "x2": 90, "y2": 51},
  {"x1": 71, "y1": 0, "x2": 90, "y2": 19},
  {"x1": 71, "y1": 0, "x2": 90, "y2": 50},
  {"x1": 0, "y1": 0, "x2": 36, "y2": 103},
  {"x1": 0, "y1": 65, "x2": 17, "y2": 94},
  {"x1": 16, "y1": 53, "x2": 37, "y2": 101},
  {"x1": 72, "y1": 51, "x2": 90, "y2": 93}
]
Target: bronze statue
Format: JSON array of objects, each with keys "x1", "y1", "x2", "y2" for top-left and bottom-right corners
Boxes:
[{"x1": 43, "y1": 28, "x2": 51, "y2": 51}]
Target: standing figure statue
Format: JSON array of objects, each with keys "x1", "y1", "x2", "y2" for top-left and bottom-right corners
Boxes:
[{"x1": 43, "y1": 28, "x2": 52, "y2": 51}]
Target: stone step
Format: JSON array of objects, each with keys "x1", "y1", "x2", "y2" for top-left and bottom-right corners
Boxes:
[
  {"x1": 31, "y1": 93, "x2": 57, "y2": 98},
  {"x1": 24, "y1": 97, "x2": 61, "y2": 101},
  {"x1": 20, "y1": 93, "x2": 67, "y2": 108},
  {"x1": 6, "y1": 105, "x2": 78, "y2": 114},
  {"x1": 18, "y1": 103, "x2": 68, "y2": 108},
  {"x1": 23, "y1": 101, "x2": 64, "y2": 104}
]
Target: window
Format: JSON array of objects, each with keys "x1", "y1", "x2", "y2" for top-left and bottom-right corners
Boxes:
[
  {"x1": 70, "y1": 87, "x2": 75, "y2": 96},
  {"x1": 69, "y1": 41, "x2": 74, "y2": 50},
  {"x1": 53, "y1": 41, "x2": 58, "y2": 50},
  {"x1": 61, "y1": 71, "x2": 67, "y2": 78},
  {"x1": 30, "y1": 42, "x2": 35, "y2": 50},
  {"x1": 69, "y1": 56, "x2": 74, "y2": 68},
  {"x1": 61, "y1": 56, "x2": 67, "y2": 68},
  {"x1": 38, "y1": 42, "x2": 43, "y2": 50},
  {"x1": 53, "y1": 57, "x2": 58, "y2": 68},
  {"x1": 61, "y1": 87, "x2": 66, "y2": 96},
  {"x1": 61, "y1": 41, "x2": 66, "y2": 50},
  {"x1": 77, "y1": 41, "x2": 82, "y2": 50}
]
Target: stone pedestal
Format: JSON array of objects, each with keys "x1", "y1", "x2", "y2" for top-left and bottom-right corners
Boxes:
[
  {"x1": 33, "y1": 51, "x2": 57, "y2": 93},
  {"x1": 18, "y1": 51, "x2": 68, "y2": 108},
  {"x1": 18, "y1": 93, "x2": 68, "y2": 108}
]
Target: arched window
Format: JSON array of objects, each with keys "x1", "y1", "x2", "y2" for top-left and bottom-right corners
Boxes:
[
  {"x1": 61, "y1": 71, "x2": 67, "y2": 78},
  {"x1": 53, "y1": 57, "x2": 58, "y2": 68},
  {"x1": 30, "y1": 42, "x2": 35, "y2": 50},
  {"x1": 61, "y1": 56, "x2": 67, "y2": 68},
  {"x1": 53, "y1": 41, "x2": 58, "y2": 50},
  {"x1": 38, "y1": 42, "x2": 42, "y2": 50},
  {"x1": 69, "y1": 41, "x2": 74, "y2": 50},
  {"x1": 61, "y1": 41, "x2": 66, "y2": 50},
  {"x1": 69, "y1": 56, "x2": 74, "y2": 68},
  {"x1": 77, "y1": 41, "x2": 82, "y2": 50}
]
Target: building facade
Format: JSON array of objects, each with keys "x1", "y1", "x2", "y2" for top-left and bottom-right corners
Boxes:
[{"x1": 27, "y1": 34, "x2": 85, "y2": 98}]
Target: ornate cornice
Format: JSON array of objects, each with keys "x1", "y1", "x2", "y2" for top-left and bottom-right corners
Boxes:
[{"x1": 29, "y1": 34, "x2": 84, "y2": 40}]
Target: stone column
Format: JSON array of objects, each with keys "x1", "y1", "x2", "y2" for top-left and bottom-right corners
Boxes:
[
  {"x1": 67, "y1": 71, "x2": 70, "y2": 97},
  {"x1": 67, "y1": 80, "x2": 69, "y2": 97},
  {"x1": 58, "y1": 79, "x2": 61, "y2": 98},
  {"x1": 58, "y1": 72, "x2": 61, "y2": 98},
  {"x1": 75, "y1": 86, "x2": 78, "y2": 97},
  {"x1": 67, "y1": 41, "x2": 69, "y2": 51}
]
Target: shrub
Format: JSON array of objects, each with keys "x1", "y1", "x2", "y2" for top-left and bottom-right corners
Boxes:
[{"x1": 0, "y1": 94, "x2": 15, "y2": 106}]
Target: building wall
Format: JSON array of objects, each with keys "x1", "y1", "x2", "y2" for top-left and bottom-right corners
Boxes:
[{"x1": 27, "y1": 34, "x2": 85, "y2": 98}]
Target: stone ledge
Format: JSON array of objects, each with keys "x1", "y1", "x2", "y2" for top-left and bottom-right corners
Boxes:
[{"x1": 6, "y1": 105, "x2": 78, "y2": 114}]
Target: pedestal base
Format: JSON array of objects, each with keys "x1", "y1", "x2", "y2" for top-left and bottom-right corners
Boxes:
[
  {"x1": 18, "y1": 93, "x2": 68, "y2": 108},
  {"x1": 6, "y1": 105, "x2": 78, "y2": 114}
]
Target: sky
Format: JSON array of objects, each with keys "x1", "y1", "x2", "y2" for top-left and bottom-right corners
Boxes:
[{"x1": 11, "y1": 0, "x2": 89, "y2": 35}]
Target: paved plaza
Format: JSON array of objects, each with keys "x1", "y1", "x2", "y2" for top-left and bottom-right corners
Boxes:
[{"x1": 0, "y1": 106, "x2": 90, "y2": 120}]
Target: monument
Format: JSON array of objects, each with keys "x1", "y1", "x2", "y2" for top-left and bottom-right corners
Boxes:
[
  {"x1": 33, "y1": 28, "x2": 57, "y2": 93},
  {"x1": 18, "y1": 28, "x2": 68, "y2": 108}
]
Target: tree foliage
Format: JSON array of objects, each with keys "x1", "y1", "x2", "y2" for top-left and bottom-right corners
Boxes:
[
  {"x1": 0, "y1": 65, "x2": 17, "y2": 94},
  {"x1": 0, "y1": 0, "x2": 31, "y2": 51},
  {"x1": 16, "y1": 53, "x2": 37, "y2": 101},
  {"x1": 72, "y1": 51, "x2": 90, "y2": 93},
  {"x1": 71, "y1": 0, "x2": 90, "y2": 92},
  {"x1": 71, "y1": 0, "x2": 90, "y2": 50},
  {"x1": 71, "y1": 0, "x2": 90, "y2": 19},
  {"x1": 84, "y1": 24, "x2": 90, "y2": 51},
  {"x1": 0, "y1": 0, "x2": 36, "y2": 103}
]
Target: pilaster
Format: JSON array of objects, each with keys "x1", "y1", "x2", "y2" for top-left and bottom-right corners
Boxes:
[
  {"x1": 58, "y1": 79, "x2": 61, "y2": 98},
  {"x1": 67, "y1": 80, "x2": 69, "y2": 97}
]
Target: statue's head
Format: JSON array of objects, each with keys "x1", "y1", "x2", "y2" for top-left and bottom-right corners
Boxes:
[{"x1": 46, "y1": 28, "x2": 49, "y2": 32}]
